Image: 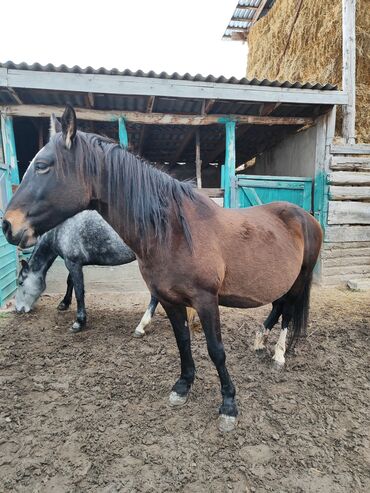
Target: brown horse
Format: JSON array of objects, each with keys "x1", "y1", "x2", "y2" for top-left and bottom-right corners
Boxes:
[{"x1": 2, "y1": 106, "x2": 322, "y2": 432}]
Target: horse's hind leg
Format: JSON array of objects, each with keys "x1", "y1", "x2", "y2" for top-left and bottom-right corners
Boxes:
[
  {"x1": 57, "y1": 273, "x2": 74, "y2": 311},
  {"x1": 64, "y1": 260, "x2": 86, "y2": 333},
  {"x1": 272, "y1": 303, "x2": 293, "y2": 369},
  {"x1": 133, "y1": 295, "x2": 158, "y2": 337},
  {"x1": 254, "y1": 301, "x2": 283, "y2": 353},
  {"x1": 161, "y1": 302, "x2": 195, "y2": 406},
  {"x1": 195, "y1": 295, "x2": 238, "y2": 432}
]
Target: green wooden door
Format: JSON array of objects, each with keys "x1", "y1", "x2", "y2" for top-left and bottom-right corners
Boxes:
[{"x1": 236, "y1": 175, "x2": 312, "y2": 211}]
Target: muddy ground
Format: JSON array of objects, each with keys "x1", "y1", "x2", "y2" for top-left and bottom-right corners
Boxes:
[{"x1": 0, "y1": 287, "x2": 369, "y2": 492}]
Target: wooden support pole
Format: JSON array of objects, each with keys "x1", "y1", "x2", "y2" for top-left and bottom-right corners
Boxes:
[
  {"x1": 118, "y1": 117, "x2": 128, "y2": 148},
  {"x1": 0, "y1": 114, "x2": 19, "y2": 187},
  {"x1": 224, "y1": 121, "x2": 236, "y2": 208},
  {"x1": 195, "y1": 128, "x2": 202, "y2": 189},
  {"x1": 342, "y1": 0, "x2": 356, "y2": 144}
]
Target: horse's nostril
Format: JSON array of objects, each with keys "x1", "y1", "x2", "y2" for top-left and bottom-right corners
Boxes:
[{"x1": 2, "y1": 219, "x2": 11, "y2": 236}]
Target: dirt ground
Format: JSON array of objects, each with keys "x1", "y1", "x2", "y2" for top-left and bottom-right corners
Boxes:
[{"x1": 0, "y1": 286, "x2": 369, "y2": 492}]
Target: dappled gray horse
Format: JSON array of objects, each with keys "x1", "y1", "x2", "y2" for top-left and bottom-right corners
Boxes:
[{"x1": 15, "y1": 210, "x2": 158, "y2": 334}]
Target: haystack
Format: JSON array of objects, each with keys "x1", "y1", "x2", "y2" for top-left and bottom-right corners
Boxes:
[{"x1": 247, "y1": 0, "x2": 370, "y2": 143}]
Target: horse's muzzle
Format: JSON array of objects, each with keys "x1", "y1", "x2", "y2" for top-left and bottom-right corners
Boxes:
[{"x1": 2, "y1": 218, "x2": 36, "y2": 247}]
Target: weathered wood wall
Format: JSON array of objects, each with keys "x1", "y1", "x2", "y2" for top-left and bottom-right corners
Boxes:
[{"x1": 323, "y1": 148, "x2": 370, "y2": 285}]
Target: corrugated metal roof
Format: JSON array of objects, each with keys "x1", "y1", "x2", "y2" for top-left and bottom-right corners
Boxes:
[
  {"x1": 0, "y1": 60, "x2": 336, "y2": 90},
  {"x1": 223, "y1": 1, "x2": 276, "y2": 41}
]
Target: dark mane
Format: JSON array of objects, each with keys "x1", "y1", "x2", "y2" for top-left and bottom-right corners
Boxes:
[{"x1": 52, "y1": 131, "x2": 208, "y2": 251}]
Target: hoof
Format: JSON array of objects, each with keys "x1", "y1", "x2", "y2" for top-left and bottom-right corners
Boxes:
[
  {"x1": 57, "y1": 302, "x2": 69, "y2": 311},
  {"x1": 133, "y1": 328, "x2": 145, "y2": 338},
  {"x1": 169, "y1": 391, "x2": 188, "y2": 407},
  {"x1": 272, "y1": 359, "x2": 284, "y2": 371},
  {"x1": 255, "y1": 348, "x2": 267, "y2": 358},
  {"x1": 70, "y1": 322, "x2": 84, "y2": 333},
  {"x1": 218, "y1": 415, "x2": 237, "y2": 432}
]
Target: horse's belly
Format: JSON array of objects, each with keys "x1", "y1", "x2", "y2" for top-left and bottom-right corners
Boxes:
[{"x1": 219, "y1": 254, "x2": 302, "y2": 308}]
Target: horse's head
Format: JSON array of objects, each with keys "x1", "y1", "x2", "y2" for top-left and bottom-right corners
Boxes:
[
  {"x1": 2, "y1": 105, "x2": 91, "y2": 247},
  {"x1": 15, "y1": 259, "x2": 46, "y2": 313}
]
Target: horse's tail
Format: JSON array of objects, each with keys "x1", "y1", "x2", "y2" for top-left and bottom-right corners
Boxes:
[{"x1": 287, "y1": 271, "x2": 313, "y2": 352}]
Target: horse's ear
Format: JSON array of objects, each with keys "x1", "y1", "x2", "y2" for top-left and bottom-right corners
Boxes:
[
  {"x1": 50, "y1": 113, "x2": 62, "y2": 138},
  {"x1": 20, "y1": 259, "x2": 29, "y2": 272},
  {"x1": 61, "y1": 105, "x2": 77, "y2": 149}
]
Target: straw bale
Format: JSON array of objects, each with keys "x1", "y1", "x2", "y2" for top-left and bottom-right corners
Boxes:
[{"x1": 247, "y1": 0, "x2": 370, "y2": 143}]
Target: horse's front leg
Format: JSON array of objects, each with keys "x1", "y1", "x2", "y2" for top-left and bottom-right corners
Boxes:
[
  {"x1": 57, "y1": 273, "x2": 74, "y2": 311},
  {"x1": 195, "y1": 295, "x2": 238, "y2": 432},
  {"x1": 161, "y1": 302, "x2": 195, "y2": 406},
  {"x1": 133, "y1": 295, "x2": 159, "y2": 337},
  {"x1": 64, "y1": 260, "x2": 86, "y2": 333}
]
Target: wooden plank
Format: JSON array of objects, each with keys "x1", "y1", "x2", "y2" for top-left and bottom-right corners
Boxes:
[
  {"x1": 0, "y1": 104, "x2": 313, "y2": 126},
  {"x1": 342, "y1": 0, "x2": 356, "y2": 144},
  {"x1": 323, "y1": 255, "x2": 370, "y2": 268},
  {"x1": 329, "y1": 185, "x2": 370, "y2": 200},
  {"x1": 0, "y1": 67, "x2": 348, "y2": 105},
  {"x1": 331, "y1": 144, "x2": 370, "y2": 155},
  {"x1": 138, "y1": 96, "x2": 155, "y2": 155},
  {"x1": 325, "y1": 225, "x2": 370, "y2": 242},
  {"x1": 328, "y1": 201, "x2": 370, "y2": 224},
  {"x1": 224, "y1": 121, "x2": 236, "y2": 208},
  {"x1": 330, "y1": 156, "x2": 370, "y2": 170},
  {"x1": 328, "y1": 171, "x2": 370, "y2": 185},
  {"x1": 195, "y1": 129, "x2": 202, "y2": 189}
]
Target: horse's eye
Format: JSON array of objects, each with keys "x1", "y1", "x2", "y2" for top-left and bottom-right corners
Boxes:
[
  {"x1": 18, "y1": 281, "x2": 23, "y2": 286},
  {"x1": 35, "y1": 162, "x2": 50, "y2": 174}
]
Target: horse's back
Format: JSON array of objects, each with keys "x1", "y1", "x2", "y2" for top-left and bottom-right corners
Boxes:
[{"x1": 54, "y1": 211, "x2": 135, "y2": 265}]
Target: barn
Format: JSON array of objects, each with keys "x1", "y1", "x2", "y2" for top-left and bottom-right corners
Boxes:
[
  {"x1": 225, "y1": 0, "x2": 370, "y2": 287},
  {"x1": 0, "y1": 11, "x2": 363, "y2": 305}
]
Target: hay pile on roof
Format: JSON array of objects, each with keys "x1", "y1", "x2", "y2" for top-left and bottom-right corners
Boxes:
[{"x1": 247, "y1": 0, "x2": 370, "y2": 143}]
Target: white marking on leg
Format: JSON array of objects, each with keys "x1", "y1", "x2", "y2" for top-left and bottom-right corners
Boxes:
[
  {"x1": 134, "y1": 307, "x2": 152, "y2": 337},
  {"x1": 218, "y1": 415, "x2": 237, "y2": 432},
  {"x1": 272, "y1": 328, "x2": 288, "y2": 366},
  {"x1": 169, "y1": 391, "x2": 188, "y2": 407},
  {"x1": 254, "y1": 325, "x2": 269, "y2": 351}
]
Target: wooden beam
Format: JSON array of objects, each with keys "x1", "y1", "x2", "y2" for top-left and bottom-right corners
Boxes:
[
  {"x1": 0, "y1": 67, "x2": 347, "y2": 105},
  {"x1": 224, "y1": 121, "x2": 236, "y2": 208},
  {"x1": 328, "y1": 171, "x2": 370, "y2": 185},
  {"x1": 331, "y1": 144, "x2": 370, "y2": 155},
  {"x1": 325, "y1": 225, "x2": 370, "y2": 242},
  {"x1": 342, "y1": 0, "x2": 356, "y2": 144},
  {"x1": 0, "y1": 104, "x2": 314, "y2": 126},
  {"x1": 85, "y1": 92, "x2": 94, "y2": 108},
  {"x1": 328, "y1": 201, "x2": 370, "y2": 224},
  {"x1": 330, "y1": 156, "x2": 370, "y2": 171},
  {"x1": 330, "y1": 185, "x2": 370, "y2": 201}
]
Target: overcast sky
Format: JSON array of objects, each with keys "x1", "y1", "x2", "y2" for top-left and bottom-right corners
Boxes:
[{"x1": 2, "y1": 0, "x2": 247, "y2": 77}]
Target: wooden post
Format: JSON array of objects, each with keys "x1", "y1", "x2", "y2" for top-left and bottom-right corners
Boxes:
[
  {"x1": 342, "y1": 0, "x2": 356, "y2": 144},
  {"x1": 0, "y1": 113, "x2": 19, "y2": 188},
  {"x1": 195, "y1": 128, "x2": 202, "y2": 188},
  {"x1": 224, "y1": 121, "x2": 236, "y2": 208},
  {"x1": 118, "y1": 117, "x2": 129, "y2": 148}
]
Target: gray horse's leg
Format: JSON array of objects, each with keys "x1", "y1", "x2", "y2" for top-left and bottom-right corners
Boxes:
[
  {"x1": 64, "y1": 259, "x2": 86, "y2": 333},
  {"x1": 57, "y1": 273, "x2": 74, "y2": 311},
  {"x1": 134, "y1": 295, "x2": 159, "y2": 337}
]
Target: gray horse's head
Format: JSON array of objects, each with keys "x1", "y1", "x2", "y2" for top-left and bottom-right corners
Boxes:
[{"x1": 15, "y1": 260, "x2": 46, "y2": 313}]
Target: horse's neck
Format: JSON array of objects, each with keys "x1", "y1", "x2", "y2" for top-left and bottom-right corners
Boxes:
[{"x1": 29, "y1": 233, "x2": 58, "y2": 277}]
